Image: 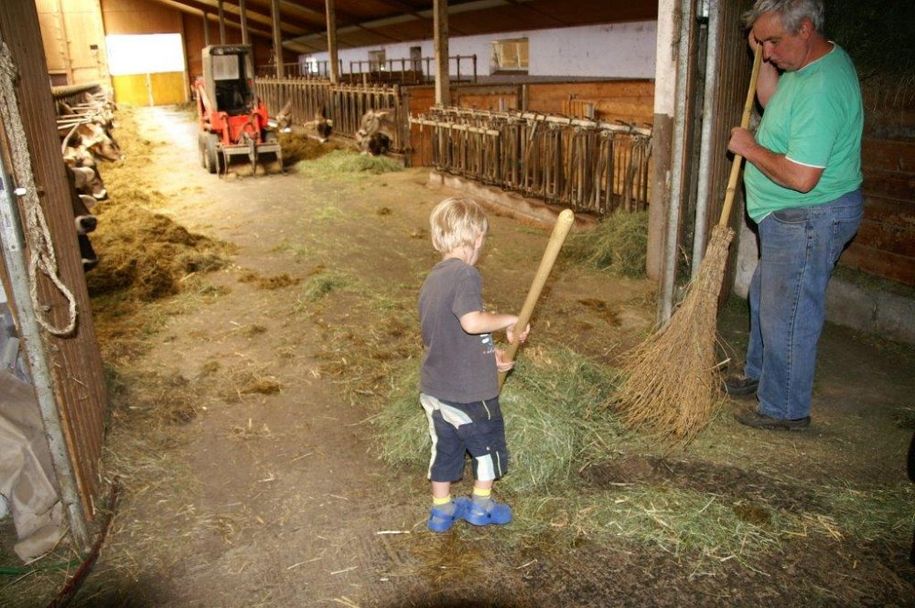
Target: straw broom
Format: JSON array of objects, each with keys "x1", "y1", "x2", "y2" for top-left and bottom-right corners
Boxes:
[{"x1": 614, "y1": 46, "x2": 763, "y2": 441}]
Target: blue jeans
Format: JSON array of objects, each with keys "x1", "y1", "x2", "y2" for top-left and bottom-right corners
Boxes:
[{"x1": 745, "y1": 190, "x2": 863, "y2": 420}]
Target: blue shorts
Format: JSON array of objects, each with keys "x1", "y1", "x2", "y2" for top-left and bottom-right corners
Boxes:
[{"x1": 419, "y1": 393, "x2": 509, "y2": 483}]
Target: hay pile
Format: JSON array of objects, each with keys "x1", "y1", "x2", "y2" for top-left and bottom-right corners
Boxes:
[
  {"x1": 87, "y1": 205, "x2": 229, "y2": 301},
  {"x1": 374, "y1": 344, "x2": 623, "y2": 494},
  {"x1": 278, "y1": 132, "x2": 341, "y2": 166},
  {"x1": 295, "y1": 149, "x2": 403, "y2": 176},
  {"x1": 564, "y1": 210, "x2": 648, "y2": 278}
]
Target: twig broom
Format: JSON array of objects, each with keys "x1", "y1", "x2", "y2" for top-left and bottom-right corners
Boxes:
[{"x1": 614, "y1": 46, "x2": 763, "y2": 441}]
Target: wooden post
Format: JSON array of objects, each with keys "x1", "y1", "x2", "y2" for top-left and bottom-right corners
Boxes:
[
  {"x1": 271, "y1": 0, "x2": 283, "y2": 77},
  {"x1": 646, "y1": 0, "x2": 678, "y2": 281},
  {"x1": 0, "y1": 0, "x2": 109, "y2": 550},
  {"x1": 217, "y1": 0, "x2": 226, "y2": 44},
  {"x1": 239, "y1": 0, "x2": 249, "y2": 45},
  {"x1": 326, "y1": 0, "x2": 338, "y2": 84},
  {"x1": 433, "y1": 0, "x2": 450, "y2": 106},
  {"x1": 202, "y1": 12, "x2": 210, "y2": 47}
]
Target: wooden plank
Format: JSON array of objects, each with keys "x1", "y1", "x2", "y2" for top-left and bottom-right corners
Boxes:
[
  {"x1": 840, "y1": 242, "x2": 915, "y2": 286},
  {"x1": 855, "y1": 218, "x2": 915, "y2": 258},
  {"x1": 861, "y1": 168, "x2": 915, "y2": 202},
  {"x1": 862, "y1": 194, "x2": 915, "y2": 226},
  {"x1": 0, "y1": 0, "x2": 107, "y2": 523},
  {"x1": 862, "y1": 137, "x2": 915, "y2": 173}
]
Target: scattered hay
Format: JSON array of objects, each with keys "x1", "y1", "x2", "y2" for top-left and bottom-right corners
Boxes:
[
  {"x1": 564, "y1": 210, "x2": 648, "y2": 278},
  {"x1": 240, "y1": 376, "x2": 282, "y2": 395},
  {"x1": 239, "y1": 270, "x2": 301, "y2": 290},
  {"x1": 294, "y1": 149, "x2": 403, "y2": 176},
  {"x1": 302, "y1": 270, "x2": 351, "y2": 301},
  {"x1": 377, "y1": 206, "x2": 392, "y2": 216}
]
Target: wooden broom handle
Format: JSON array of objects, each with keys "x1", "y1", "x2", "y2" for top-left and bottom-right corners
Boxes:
[
  {"x1": 718, "y1": 44, "x2": 763, "y2": 227},
  {"x1": 499, "y1": 209, "x2": 576, "y2": 387}
]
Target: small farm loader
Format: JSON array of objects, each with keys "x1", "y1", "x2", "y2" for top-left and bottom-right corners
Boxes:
[{"x1": 195, "y1": 45, "x2": 282, "y2": 175}]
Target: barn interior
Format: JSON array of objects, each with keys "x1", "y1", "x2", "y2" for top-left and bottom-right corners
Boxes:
[{"x1": 0, "y1": 0, "x2": 913, "y2": 606}]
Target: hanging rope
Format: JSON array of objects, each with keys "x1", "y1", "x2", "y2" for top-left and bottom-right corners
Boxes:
[{"x1": 0, "y1": 39, "x2": 77, "y2": 336}]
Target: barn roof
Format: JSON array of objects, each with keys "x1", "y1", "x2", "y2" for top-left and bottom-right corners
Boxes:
[{"x1": 151, "y1": 0, "x2": 658, "y2": 54}]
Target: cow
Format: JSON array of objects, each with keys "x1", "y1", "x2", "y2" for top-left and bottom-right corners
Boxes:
[
  {"x1": 68, "y1": 166, "x2": 107, "y2": 202},
  {"x1": 355, "y1": 109, "x2": 395, "y2": 155},
  {"x1": 275, "y1": 101, "x2": 333, "y2": 143},
  {"x1": 64, "y1": 165, "x2": 100, "y2": 271}
]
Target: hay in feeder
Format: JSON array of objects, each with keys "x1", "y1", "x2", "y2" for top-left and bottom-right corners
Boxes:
[{"x1": 563, "y1": 210, "x2": 648, "y2": 278}]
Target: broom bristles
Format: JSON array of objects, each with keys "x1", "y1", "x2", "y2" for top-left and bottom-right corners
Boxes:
[{"x1": 614, "y1": 225, "x2": 735, "y2": 441}]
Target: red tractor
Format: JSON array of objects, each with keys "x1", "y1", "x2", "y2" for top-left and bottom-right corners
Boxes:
[{"x1": 195, "y1": 45, "x2": 282, "y2": 175}]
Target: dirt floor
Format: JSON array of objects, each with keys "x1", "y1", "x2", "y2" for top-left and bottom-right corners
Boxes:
[{"x1": 2, "y1": 106, "x2": 914, "y2": 607}]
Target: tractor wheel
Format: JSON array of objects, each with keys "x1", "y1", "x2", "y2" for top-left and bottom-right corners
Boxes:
[{"x1": 205, "y1": 133, "x2": 220, "y2": 174}]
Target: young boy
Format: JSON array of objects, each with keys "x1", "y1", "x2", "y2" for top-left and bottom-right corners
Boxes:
[{"x1": 418, "y1": 196, "x2": 529, "y2": 533}]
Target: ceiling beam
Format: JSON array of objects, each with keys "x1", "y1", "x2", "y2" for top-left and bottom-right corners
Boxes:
[
  {"x1": 147, "y1": 0, "x2": 315, "y2": 52},
  {"x1": 285, "y1": 0, "x2": 530, "y2": 47}
]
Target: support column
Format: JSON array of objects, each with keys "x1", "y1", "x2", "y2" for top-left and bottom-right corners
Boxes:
[
  {"x1": 271, "y1": 0, "x2": 283, "y2": 77},
  {"x1": 647, "y1": 0, "x2": 678, "y2": 283},
  {"x1": 202, "y1": 12, "x2": 210, "y2": 47},
  {"x1": 433, "y1": 0, "x2": 450, "y2": 106},
  {"x1": 326, "y1": 0, "x2": 338, "y2": 83},
  {"x1": 239, "y1": 0, "x2": 249, "y2": 45},
  {"x1": 217, "y1": 0, "x2": 226, "y2": 44}
]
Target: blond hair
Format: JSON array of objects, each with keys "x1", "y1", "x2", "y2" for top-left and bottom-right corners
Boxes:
[{"x1": 429, "y1": 197, "x2": 489, "y2": 254}]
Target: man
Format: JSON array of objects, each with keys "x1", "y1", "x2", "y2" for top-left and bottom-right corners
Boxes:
[{"x1": 726, "y1": 0, "x2": 864, "y2": 431}]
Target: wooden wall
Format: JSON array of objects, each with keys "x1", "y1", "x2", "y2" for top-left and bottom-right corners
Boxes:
[
  {"x1": 35, "y1": 0, "x2": 109, "y2": 87},
  {"x1": 1, "y1": 0, "x2": 109, "y2": 532},
  {"x1": 841, "y1": 91, "x2": 915, "y2": 285}
]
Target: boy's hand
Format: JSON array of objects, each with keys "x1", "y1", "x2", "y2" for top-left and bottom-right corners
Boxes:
[
  {"x1": 506, "y1": 322, "x2": 530, "y2": 345},
  {"x1": 495, "y1": 348, "x2": 514, "y2": 372}
]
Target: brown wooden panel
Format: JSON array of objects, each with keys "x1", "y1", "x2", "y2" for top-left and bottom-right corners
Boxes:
[
  {"x1": 862, "y1": 138, "x2": 915, "y2": 173},
  {"x1": 861, "y1": 168, "x2": 915, "y2": 201},
  {"x1": 0, "y1": 0, "x2": 108, "y2": 522},
  {"x1": 840, "y1": 242, "x2": 915, "y2": 286},
  {"x1": 100, "y1": 0, "x2": 180, "y2": 34},
  {"x1": 855, "y1": 218, "x2": 915, "y2": 258},
  {"x1": 526, "y1": 81, "x2": 654, "y2": 123},
  {"x1": 862, "y1": 194, "x2": 915, "y2": 226}
]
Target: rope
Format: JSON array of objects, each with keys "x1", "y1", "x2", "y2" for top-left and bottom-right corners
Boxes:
[{"x1": 0, "y1": 39, "x2": 77, "y2": 336}]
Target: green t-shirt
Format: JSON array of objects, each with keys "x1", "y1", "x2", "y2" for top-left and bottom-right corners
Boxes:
[{"x1": 744, "y1": 44, "x2": 863, "y2": 222}]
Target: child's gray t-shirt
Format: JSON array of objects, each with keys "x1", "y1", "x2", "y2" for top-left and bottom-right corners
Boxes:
[{"x1": 419, "y1": 257, "x2": 499, "y2": 403}]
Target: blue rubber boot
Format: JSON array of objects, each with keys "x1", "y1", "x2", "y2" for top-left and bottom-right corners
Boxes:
[
  {"x1": 464, "y1": 498, "x2": 512, "y2": 526},
  {"x1": 427, "y1": 497, "x2": 470, "y2": 533}
]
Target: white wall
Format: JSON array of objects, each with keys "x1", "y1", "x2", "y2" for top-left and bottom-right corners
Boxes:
[{"x1": 302, "y1": 21, "x2": 657, "y2": 79}]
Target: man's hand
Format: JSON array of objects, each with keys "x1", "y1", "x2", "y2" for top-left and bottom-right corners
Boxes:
[
  {"x1": 506, "y1": 322, "x2": 530, "y2": 345},
  {"x1": 495, "y1": 348, "x2": 514, "y2": 373},
  {"x1": 728, "y1": 127, "x2": 758, "y2": 158}
]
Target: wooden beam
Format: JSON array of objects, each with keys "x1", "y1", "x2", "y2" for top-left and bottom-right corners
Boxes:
[
  {"x1": 271, "y1": 0, "x2": 283, "y2": 77},
  {"x1": 146, "y1": 0, "x2": 315, "y2": 52},
  {"x1": 433, "y1": 0, "x2": 450, "y2": 106},
  {"x1": 326, "y1": 0, "x2": 338, "y2": 84},
  {"x1": 217, "y1": 0, "x2": 226, "y2": 44},
  {"x1": 239, "y1": 0, "x2": 248, "y2": 44}
]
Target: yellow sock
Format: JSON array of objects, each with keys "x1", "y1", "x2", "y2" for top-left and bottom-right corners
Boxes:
[
  {"x1": 472, "y1": 487, "x2": 491, "y2": 499},
  {"x1": 432, "y1": 495, "x2": 452, "y2": 506}
]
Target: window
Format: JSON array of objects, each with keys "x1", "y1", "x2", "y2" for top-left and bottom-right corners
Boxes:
[
  {"x1": 490, "y1": 38, "x2": 528, "y2": 73},
  {"x1": 368, "y1": 49, "x2": 386, "y2": 72}
]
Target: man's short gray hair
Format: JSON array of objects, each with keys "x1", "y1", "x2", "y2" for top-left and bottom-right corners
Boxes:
[{"x1": 743, "y1": 0, "x2": 824, "y2": 34}]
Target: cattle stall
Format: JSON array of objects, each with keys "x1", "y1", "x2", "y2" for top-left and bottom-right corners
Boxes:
[
  {"x1": 411, "y1": 108, "x2": 652, "y2": 216},
  {"x1": 254, "y1": 78, "x2": 410, "y2": 155}
]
